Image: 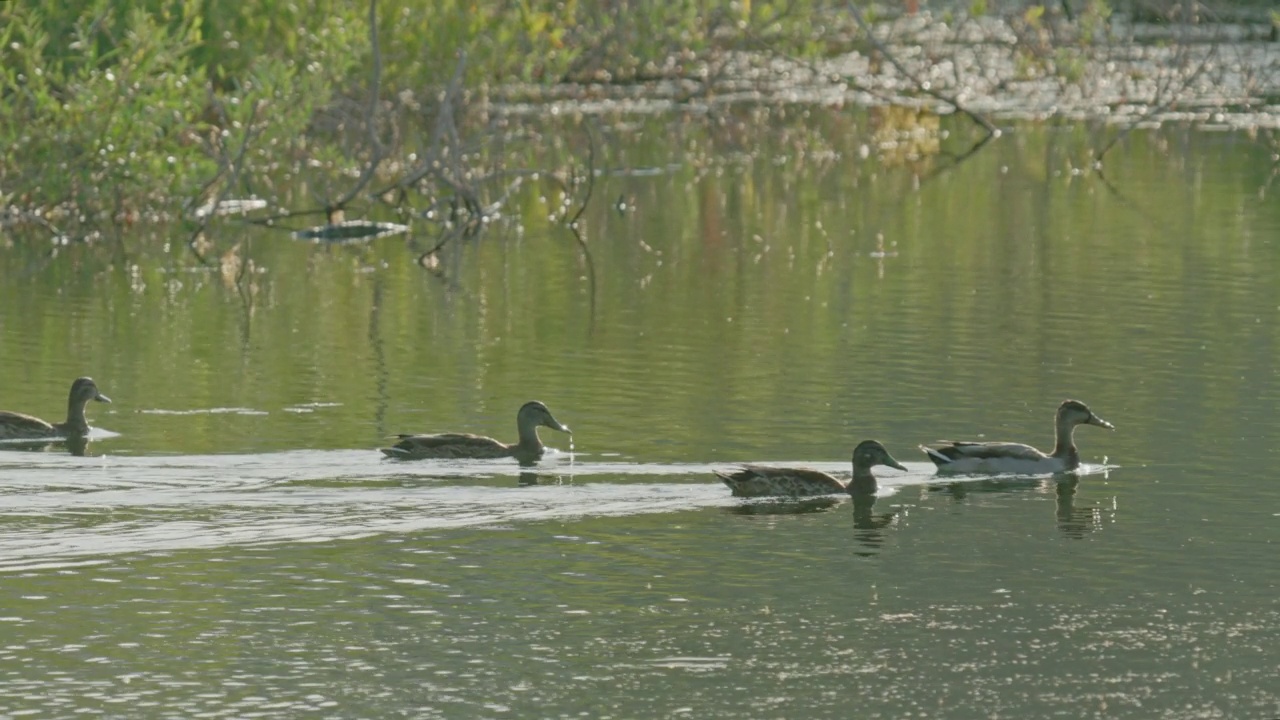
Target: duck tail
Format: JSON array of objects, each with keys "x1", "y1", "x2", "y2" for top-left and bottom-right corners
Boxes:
[
  {"x1": 713, "y1": 470, "x2": 737, "y2": 488},
  {"x1": 920, "y1": 445, "x2": 952, "y2": 466}
]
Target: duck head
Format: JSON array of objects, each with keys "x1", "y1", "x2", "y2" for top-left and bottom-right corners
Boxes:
[
  {"x1": 518, "y1": 400, "x2": 570, "y2": 434},
  {"x1": 852, "y1": 439, "x2": 907, "y2": 472},
  {"x1": 71, "y1": 377, "x2": 111, "y2": 405},
  {"x1": 1058, "y1": 400, "x2": 1112, "y2": 430}
]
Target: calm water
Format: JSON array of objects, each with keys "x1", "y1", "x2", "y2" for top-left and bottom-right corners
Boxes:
[{"x1": 1, "y1": 114, "x2": 1278, "y2": 718}]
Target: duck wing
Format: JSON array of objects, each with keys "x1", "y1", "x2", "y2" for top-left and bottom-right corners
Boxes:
[
  {"x1": 928, "y1": 441, "x2": 1048, "y2": 462},
  {"x1": 380, "y1": 432, "x2": 510, "y2": 459},
  {"x1": 0, "y1": 411, "x2": 57, "y2": 440},
  {"x1": 919, "y1": 441, "x2": 1055, "y2": 474},
  {"x1": 715, "y1": 464, "x2": 845, "y2": 498}
]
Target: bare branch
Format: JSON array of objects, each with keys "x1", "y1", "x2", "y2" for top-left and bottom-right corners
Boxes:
[
  {"x1": 187, "y1": 98, "x2": 265, "y2": 265},
  {"x1": 567, "y1": 126, "x2": 596, "y2": 228},
  {"x1": 844, "y1": 0, "x2": 997, "y2": 135},
  {"x1": 1094, "y1": 42, "x2": 1217, "y2": 163},
  {"x1": 383, "y1": 49, "x2": 469, "y2": 195},
  {"x1": 331, "y1": 0, "x2": 386, "y2": 211}
]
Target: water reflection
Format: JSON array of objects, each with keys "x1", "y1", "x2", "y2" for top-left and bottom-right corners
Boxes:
[
  {"x1": 719, "y1": 491, "x2": 902, "y2": 556},
  {"x1": 927, "y1": 474, "x2": 1113, "y2": 538},
  {"x1": 723, "y1": 497, "x2": 841, "y2": 515},
  {"x1": 0, "y1": 116, "x2": 1276, "y2": 718},
  {"x1": 516, "y1": 469, "x2": 578, "y2": 486},
  {"x1": 1054, "y1": 476, "x2": 1108, "y2": 540},
  {"x1": 849, "y1": 492, "x2": 899, "y2": 556},
  {"x1": 0, "y1": 435, "x2": 92, "y2": 456}
]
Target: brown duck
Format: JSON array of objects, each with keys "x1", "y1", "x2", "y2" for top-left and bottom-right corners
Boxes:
[
  {"x1": 716, "y1": 440, "x2": 908, "y2": 498},
  {"x1": 381, "y1": 401, "x2": 570, "y2": 462},
  {"x1": 0, "y1": 377, "x2": 112, "y2": 440}
]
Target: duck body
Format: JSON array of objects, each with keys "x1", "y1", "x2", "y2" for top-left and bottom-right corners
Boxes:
[
  {"x1": 716, "y1": 465, "x2": 850, "y2": 498},
  {"x1": 716, "y1": 440, "x2": 907, "y2": 498},
  {"x1": 382, "y1": 432, "x2": 521, "y2": 460},
  {"x1": 381, "y1": 401, "x2": 570, "y2": 462},
  {"x1": 921, "y1": 400, "x2": 1113, "y2": 475},
  {"x1": 0, "y1": 378, "x2": 111, "y2": 440},
  {"x1": 0, "y1": 411, "x2": 65, "y2": 439},
  {"x1": 920, "y1": 442, "x2": 1076, "y2": 474}
]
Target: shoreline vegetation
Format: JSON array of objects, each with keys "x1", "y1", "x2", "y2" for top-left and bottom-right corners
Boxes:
[{"x1": 1, "y1": 0, "x2": 1277, "y2": 247}]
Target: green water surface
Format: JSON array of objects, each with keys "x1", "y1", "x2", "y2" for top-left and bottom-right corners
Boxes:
[{"x1": 1, "y1": 116, "x2": 1277, "y2": 718}]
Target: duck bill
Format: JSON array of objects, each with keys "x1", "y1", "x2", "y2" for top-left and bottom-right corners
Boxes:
[
  {"x1": 544, "y1": 417, "x2": 571, "y2": 434},
  {"x1": 1088, "y1": 414, "x2": 1114, "y2": 430},
  {"x1": 884, "y1": 457, "x2": 908, "y2": 472},
  {"x1": 95, "y1": 393, "x2": 112, "y2": 404}
]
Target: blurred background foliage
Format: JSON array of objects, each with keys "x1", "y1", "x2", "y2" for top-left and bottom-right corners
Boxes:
[{"x1": 0, "y1": 0, "x2": 1275, "y2": 237}]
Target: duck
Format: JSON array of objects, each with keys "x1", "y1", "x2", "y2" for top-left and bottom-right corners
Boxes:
[
  {"x1": 0, "y1": 377, "x2": 112, "y2": 440},
  {"x1": 380, "y1": 400, "x2": 571, "y2": 462},
  {"x1": 715, "y1": 440, "x2": 908, "y2": 498},
  {"x1": 919, "y1": 399, "x2": 1113, "y2": 475}
]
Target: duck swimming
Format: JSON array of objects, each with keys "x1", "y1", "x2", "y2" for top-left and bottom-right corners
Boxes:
[
  {"x1": 716, "y1": 440, "x2": 908, "y2": 498},
  {"x1": 920, "y1": 399, "x2": 1113, "y2": 475},
  {"x1": 381, "y1": 400, "x2": 570, "y2": 462},
  {"x1": 0, "y1": 377, "x2": 112, "y2": 440}
]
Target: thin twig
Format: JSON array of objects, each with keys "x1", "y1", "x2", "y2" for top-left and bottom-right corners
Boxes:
[
  {"x1": 331, "y1": 0, "x2": 385, "y2": 210},
  {"x1": 567, "y1": 126, "x2": 596, "y2": 228},
  {"x1": 564, "y1": 126, "x2": 599, "y2": 335},
  {"x1": 382, "y1": 49, "x2": 469, "y2": 196},
  {"x1": 844, "y1": 0, "x2": 998, "y2": 135},
  {"x1": 186, "y1": 98, "x2": 264, "y2": 265},
  {"x1": 1094, "y1": 40, "x2": 1216, "y2": 163}
]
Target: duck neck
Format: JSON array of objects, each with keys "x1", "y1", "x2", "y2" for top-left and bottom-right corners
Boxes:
[
  {"x1": 1050, "y1": 418, "x2": 1079, "y2": 468},
  {"x1": 514, "y1": 418, "x2": 544, "y2": 454},
  {"x1": 849, "y1": 464, "x2": 878, "y2": 494},
  {"x1": 63, "y1": 397, "x2": 91, "y2": 435}
]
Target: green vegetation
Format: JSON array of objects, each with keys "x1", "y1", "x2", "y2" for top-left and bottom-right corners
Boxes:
[
  {"x1": 0, "y1": 0, "x2": 364, "y2": 230},
  {"x1": 0, "y1": 0, "x2": 848, "y2": 235},
  {"x1": 0, "y1": 0, "x2": 1274, "y2": 239}
]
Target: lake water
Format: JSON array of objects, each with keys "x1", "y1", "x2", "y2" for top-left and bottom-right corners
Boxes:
[{"x1": 1, "y1": 113, "x2": 1278, "y2": 718}]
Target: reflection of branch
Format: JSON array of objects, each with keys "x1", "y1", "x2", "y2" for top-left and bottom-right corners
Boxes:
[
  {"x1": 235, "y1": 256, "x2": 256, "y2": 343},
  {"x1": 564, "y1": 126, "x2": 598, "y2": 335},
  {"x1": 1095, "y1": 38, "x2": 1215, "y2": 163},
  {"x1": 566, "y1": 222, "x2": 598, "y2": 336},
  {"x1": 1092, "y1": 166, "x2": 1181, "y2": 237},
  {"x1": 418, "y1": 223, "x2": 469, "y2": 258},
  {"x1": 922, "y1": 129, "x2": 996, "y2": 183},
  {"x1": 368, "y1": 273, "x2": 390, "y2": 436},
  {"x1": 567, "y1": 127, "x2": 596, "y2": 228},
  {"x1": 1260, "y1": 133, "x2": 1280, "y2": 197},
  {"x1": 845, "y1": 0, "x2": 997, "y2": 135}
]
